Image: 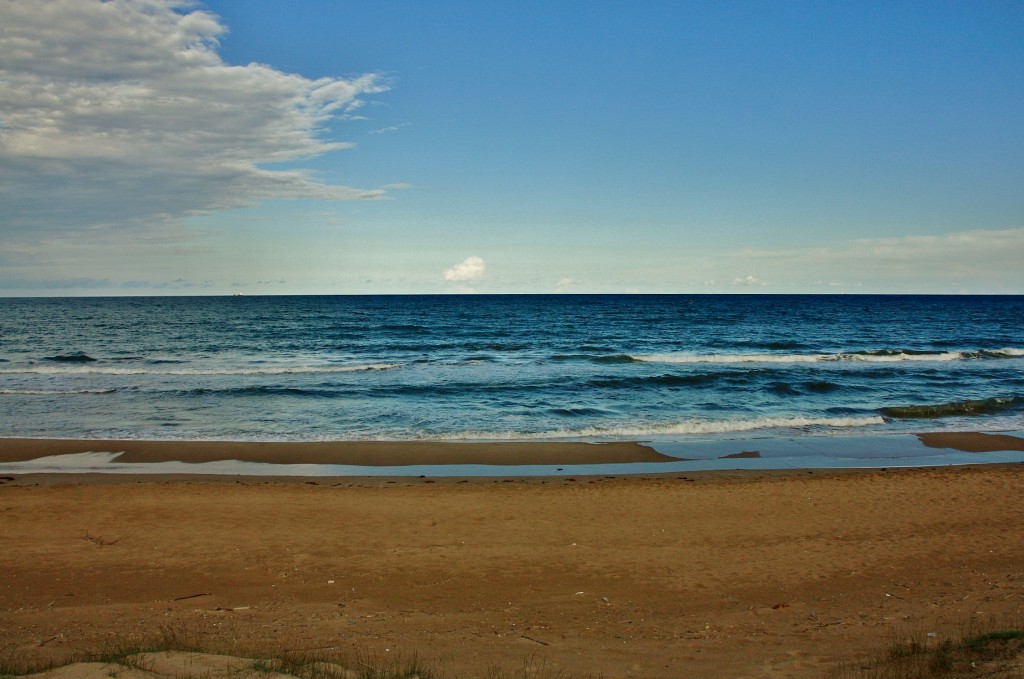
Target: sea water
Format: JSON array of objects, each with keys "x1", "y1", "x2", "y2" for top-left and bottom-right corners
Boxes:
[{"x1": 1, "y1": 294, "x2": 1022, "y2": 443}]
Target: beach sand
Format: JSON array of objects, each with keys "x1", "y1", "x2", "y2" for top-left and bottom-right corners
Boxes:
[
  {"x1": 0, "y1": 438, "x2": 672, "y2": 466},
  {"x1": 0, "y1": 439, "x2": 1022, "y2": 678}
]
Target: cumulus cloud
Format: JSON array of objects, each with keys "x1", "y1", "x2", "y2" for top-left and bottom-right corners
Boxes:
[
  {"x1": 0, "y1": 0, "x2": 387, "y2": 240},
  {"x1": 732, "y1": 274, "x2": 766, "y2": 286},
  {"x1": 443, "y1": 256, "x2": 486, "y2": 282}
]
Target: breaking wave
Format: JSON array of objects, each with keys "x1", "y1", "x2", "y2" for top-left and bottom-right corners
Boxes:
[
  {"x1": 0, "y1": 363, "x2": 400, "y2": 376},
  {"x1": 444, "y1": 415, "x2": 886, "y2": 440},
  {"x1": 632, "y1": 348, "x2": 1024, "y2": 364},
  {"x1": 0, "y1": 388, "x2": 116, "y2": 395}
]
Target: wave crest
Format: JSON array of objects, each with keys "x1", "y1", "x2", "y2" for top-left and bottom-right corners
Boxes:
[
  {"x1": 444, "y1": 415, "x2": 886, "y2": 440},
  {"x1": 0, "y1": 363, "x2": 400, "y2": 376},
  {"x1": 0, "y1": 388, "x2": 116, "y2": 395},
  {"x1": 879, "y1": 396, "x2": 1024, "y2": 419},
  {"x1": 44, "y1": 352, "x2": 97, "y2": 363},
  {"x1": 632, "y1": 348, "x2": 1023, "y2": 364}
]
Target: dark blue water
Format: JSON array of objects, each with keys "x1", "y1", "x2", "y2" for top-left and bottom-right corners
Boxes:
[{"x1": 1, "y1": 294, "x2": 1022, "y2": 441}]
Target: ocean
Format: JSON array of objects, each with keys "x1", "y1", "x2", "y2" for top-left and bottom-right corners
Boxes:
[{"x1": 1, "y1": 294, "x2": 1022, "y2": 449}]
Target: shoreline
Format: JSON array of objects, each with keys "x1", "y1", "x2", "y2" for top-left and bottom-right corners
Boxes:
[{"x1": 0, "y1": 431, "x2": 1023, "y2": 480}]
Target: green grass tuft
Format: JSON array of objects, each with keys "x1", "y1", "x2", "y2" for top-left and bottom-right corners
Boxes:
[
  {"x1": 834, "y1": 624, "x2": 1024, "y2": 679},
  {"x1": 964, "y1": 629, "x2": 1024, "y2": 647}
]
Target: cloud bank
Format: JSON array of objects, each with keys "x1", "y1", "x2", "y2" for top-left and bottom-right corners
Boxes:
[
  {"x1": 0, "y1": 0, "x2": 386, "y2": 241},
  {"x1": 738, "y1": 228, "x2": 1024, "y2": 271},
  {"x1": 729, "y1": 227, "x2": 1024, "y2": 292},
  {"x1": 443, "y1": 256, "x2": 486, "y2": 281}
]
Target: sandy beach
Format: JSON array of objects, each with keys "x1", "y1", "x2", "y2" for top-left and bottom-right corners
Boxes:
[
  {"x1": 0, "y1": 438, "x2": 673, "y2": 467},
  {"x1": 1, "y1": 437, "x2": 1022, "y2": 678}
]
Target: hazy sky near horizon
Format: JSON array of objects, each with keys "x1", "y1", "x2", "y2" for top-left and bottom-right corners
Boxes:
[{"x1": 1, "y1": 0, "x2": 1023, "y2": 295}]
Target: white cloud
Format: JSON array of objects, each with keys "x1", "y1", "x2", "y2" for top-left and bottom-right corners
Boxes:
[
  {"x1": 0, "y1": 0, "x2": 387, "y2": 241},
  {"x1": 443, "y1": 256, "x2": 486, "y2": 281},
  {"x1": 370, "y1": 123, "x2": 410, "y2": 135},
  {"x1": 739, "y1": 228, "x2": 1024, "y2": 268},
  {"x1": 732, "y1": 274, "x2": 766, "y2": 286},
  {"x1": 731, "y1": 227, "x2": 1024, "y2": 291}
]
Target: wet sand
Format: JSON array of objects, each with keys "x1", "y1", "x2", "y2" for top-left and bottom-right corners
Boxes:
[
  {"x1": 917, "y1": 430, "x2": 1024, "y2": 453},
  {"x1": 0, "y1": 438, "x2": 672, "y2": 466},
  {"x1": 2, "y1": 430, "x2": 1024, "y2": 472},
  {"x1": 1, "y1": 454, "x2": 1022, "y2": 677}
]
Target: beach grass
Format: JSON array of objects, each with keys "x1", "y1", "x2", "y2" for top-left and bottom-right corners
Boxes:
[
  {"x1": 0, "y1": 624, "x2": 200, "y2": 677},
  {"x1": 833, "y1": 623, "x2": 1024, "y2": 678},
  {"x1": 0, "y1": 625, "x2": 574, "y2": 679},
  {"x1": 5, "y1": 622, "x2": 1024, "y2": 679}
]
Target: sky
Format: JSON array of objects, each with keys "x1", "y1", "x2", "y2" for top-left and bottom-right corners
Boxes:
[{"x1": 1, "y1": 0, "x2": 1023, "y2": 296}]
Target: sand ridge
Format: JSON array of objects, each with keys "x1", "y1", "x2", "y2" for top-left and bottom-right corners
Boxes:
[{"x1": 917, "y1": 431, "x2": 1024, "y2": 453}]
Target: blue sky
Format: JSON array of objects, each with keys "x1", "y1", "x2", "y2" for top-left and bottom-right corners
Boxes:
[{"x1": 1, "y1": 0, "x2": 1022, "y2": 295}]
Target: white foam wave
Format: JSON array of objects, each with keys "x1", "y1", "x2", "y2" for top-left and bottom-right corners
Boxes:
[
  {"x1": 635, "y1": 353, "x2": 826, "y2": 364},
  {"x1": 0, "y1": 388, "x2": 116, "y2": 395},
  {"x1": 0, "y1": 363, "x2": 400, "y2": 376},
  {"x1": 443, "y1": 415, "x2": 887, "y2": 440},
  {"x1": 633, "y1": 351, "x2": 984, "y2": 364},
  {"x1": 987, "y1": 347, "x2": 1024, "y2": 357},
  {"x1": 842, "y1": 352, "x2": 963, "y2": 363}
]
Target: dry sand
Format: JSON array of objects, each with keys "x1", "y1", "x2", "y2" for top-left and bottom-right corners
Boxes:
[{"x1": 1, "y1": 437, "x2": 1023, "y2": 678}]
